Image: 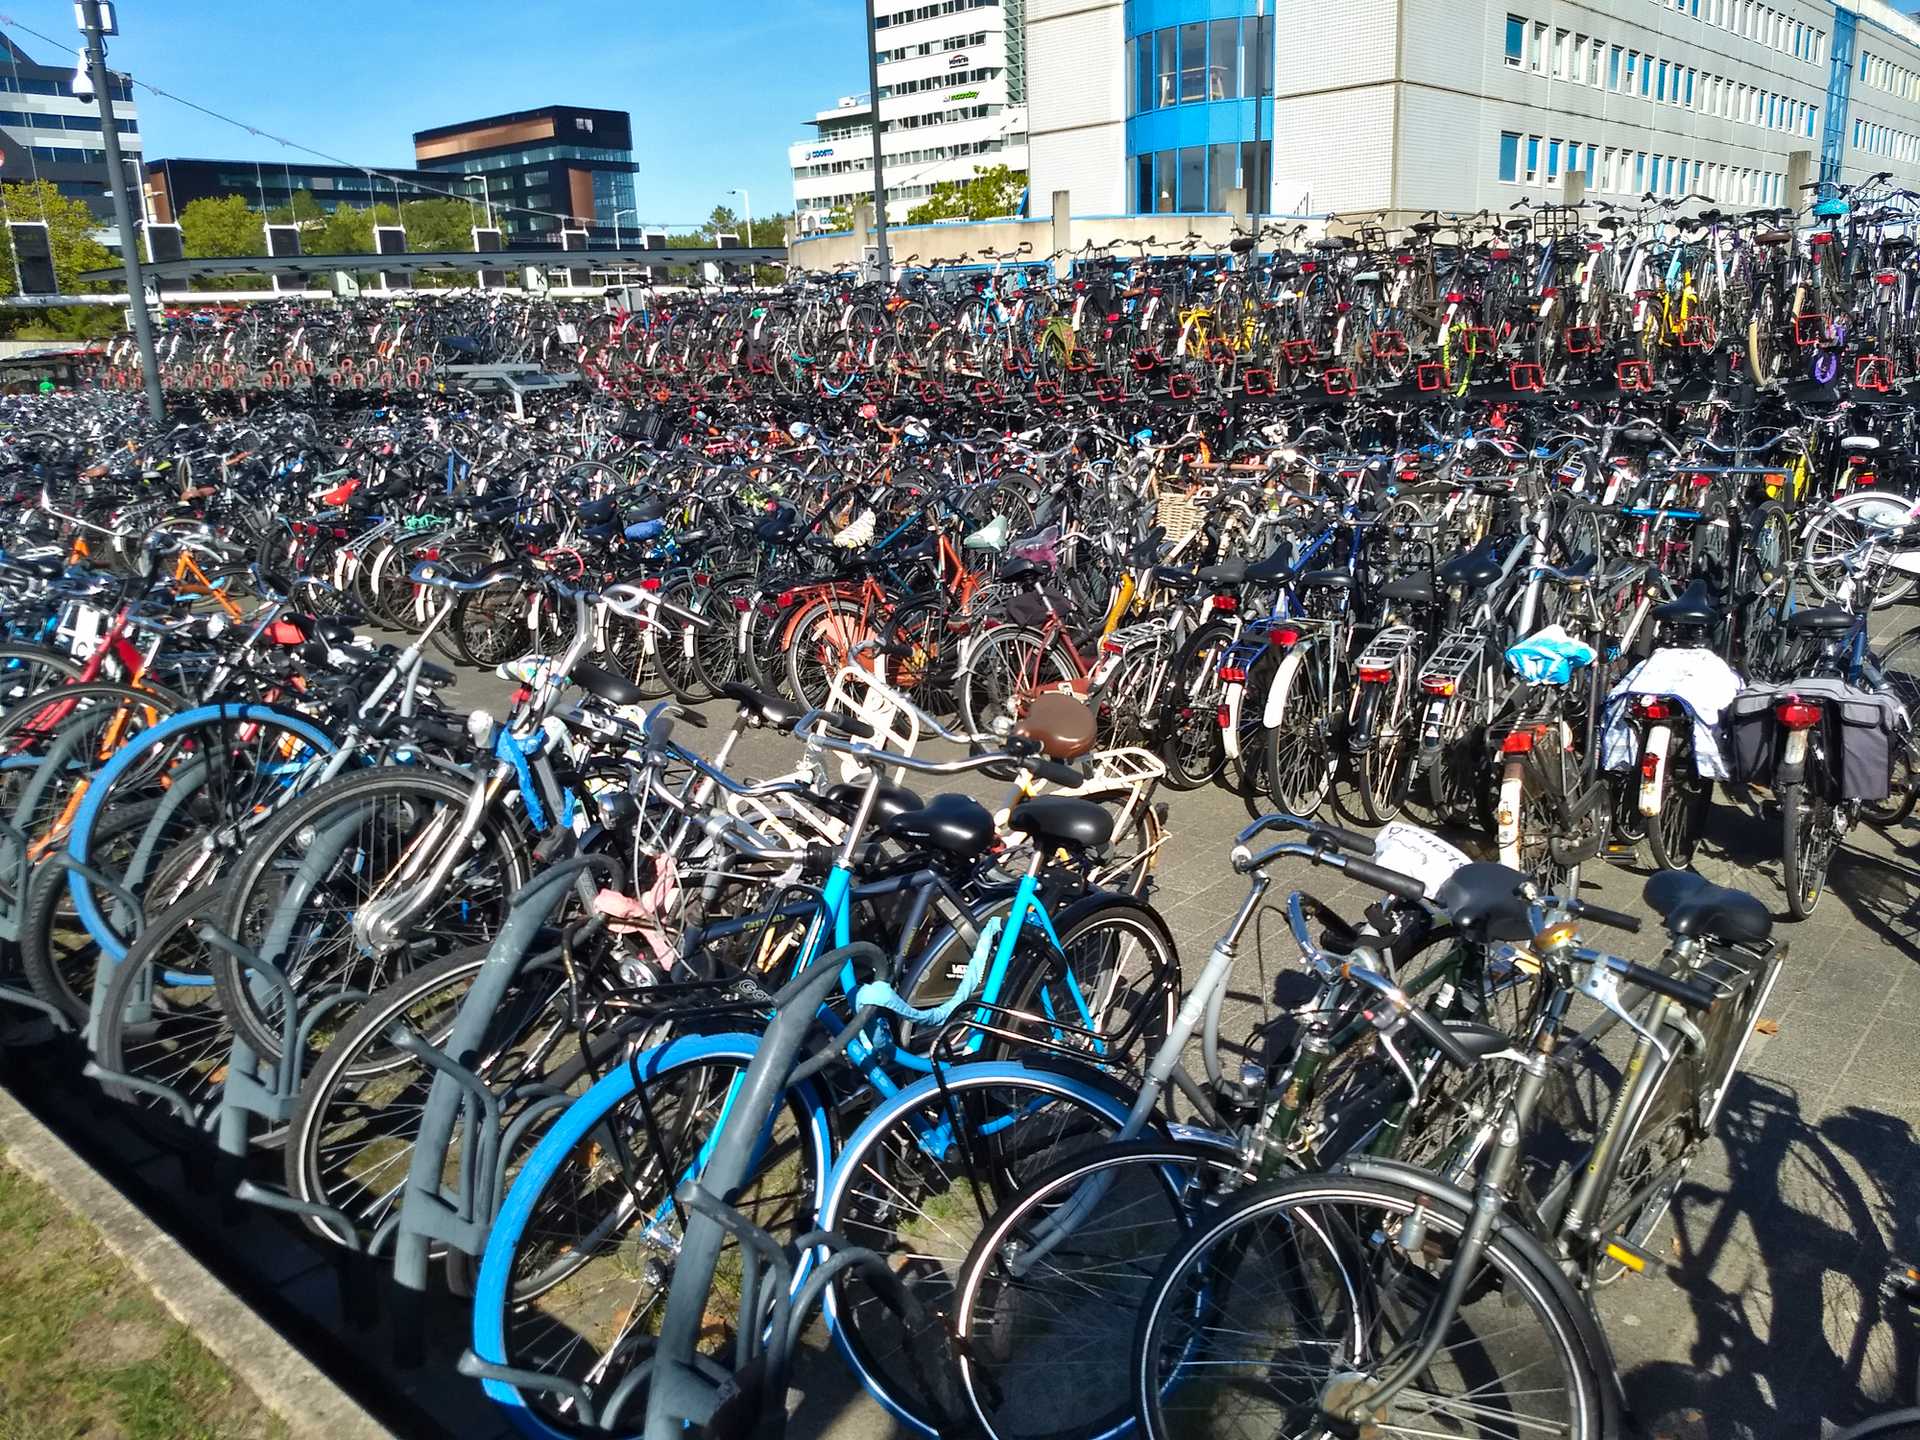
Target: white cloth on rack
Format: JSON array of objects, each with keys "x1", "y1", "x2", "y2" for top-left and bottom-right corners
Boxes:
[{"x1": 1599, "y1": 646, "x2": 1742, "y2": 780}]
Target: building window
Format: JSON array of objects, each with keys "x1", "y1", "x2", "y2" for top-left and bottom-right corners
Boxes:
[
  {"x1": 1206, "y1": 141, "x2": 1235, "y2": 210},
  {"x1": 1209, "y1": 18, "x2": 1239, "y2": 98},
  {"x1": 1530, "y1": 21, "x2": 1547, "y2": 73},
  {"x1": 1633, "y1": 151, "x2": 1645, "y2": 192},
  {"x1": 1684, "y1": 68, "x2": 1694, "y2": 106},
  {"x1": 1133, "y1": 34, "x2": 1153, "y2": 112},
  {"x1": 1656, "y1": 60, "x2": 1667, "y2": 102},
  {"x1": 1243, "y1": 12, "x2": 1272, "y2": 96},
  {"x1": 1178, "y1": 23, "x2": 1207, "y2": 103},
  {"x1": 1608, "y1": 45, "x2": 1621, "y2": 90},
  {"x1": 1525, "y1": 134, "x2": 1539, "y2": 183},
  {"x1": 1553, "y1": 29, "x2": 1569, "y2": 78},
  {"x1": 1137, "y1": 153, "x2": 1154, "y2": 212},
  {"x1": 1504, "y1": 14, "x2": 1525, "y2": 66},
  {"x1": 1624, "y1": 51, "x2": 1637, "y2": 93},
  {"x1": 1496, "y1": 130, "x2": 1519, "y2": 182},
  {"x1": 1240, "y1": 140, "x2": 1269, "y2": 209},
  {"x1": 1546, "y1": 138, "x2": 1560, "y2": 182},
  {"x1": 1176, "y1": 145, "x2": 1205, "y2": 211},
  {"x1": 1155, "y1": 28, "x2": 1176, "y2": 107}
]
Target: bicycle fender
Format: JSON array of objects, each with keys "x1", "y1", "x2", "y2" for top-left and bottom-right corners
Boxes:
[{"x1": 1262, "y1": 643, "x2": 1309, "y2": 730}]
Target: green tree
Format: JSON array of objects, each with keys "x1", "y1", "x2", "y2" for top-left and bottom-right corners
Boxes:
[
  {"x1": 266, "y1": 189, "x2": 326, "y2": 225},
  {"x1": 309, "y1": 203, "x2": 374, "y2": 256},
  {"x1": 401, "y1": 197, "x2": 479, "y2": 253},
  {"x1": 0, "y1": 179, "x2": 118, "y2": 338},
  {"x1": 179, "y1": 194, "x2": 264, "y2": 259},
  {"x1": 905, "y1": 165, "x2": 1028, "y2": 224}
]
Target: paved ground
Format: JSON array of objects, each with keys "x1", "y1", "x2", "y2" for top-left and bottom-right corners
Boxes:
[{"x1": 8, "y1": 629, "x2": 1919, "y2": 1439}]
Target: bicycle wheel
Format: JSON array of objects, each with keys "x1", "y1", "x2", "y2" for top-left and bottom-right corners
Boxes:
[
  {"x1": 1355, "y1": 662, "x2": 1414, "y2": 826},
  {"x1": 1133, "y1": 1171, "x2": 1610, "y2": 1440},
  {"x1": 952, "y1": 1140, "x2": 1252, "y2": 1440},
  {"x1": 1262, "y1": 649, "x2": 1334, "y2": 819},
  {"x1": 454, "y1": 578, "x2": 538, "y2": 667},
  {"x1": 0, "y1": 643, "x2": 83, "y2": 708},
  {"x1": 214, "y1": 767, "x2": 533, "y2": 1062},
  {"x1": 785, "y1": 594, "x2": 872, "y2": 711},
  {"x1": 999, "y1": 895, "x2": 1180, "y2": 1070},
  {"x1": 1157, "y1": 621, "x2": 1231, "y2": 791},
  {"x1": 1646, "y1": 733, "x2": 1710, "y2": 872},
  {"x1": 820, "y1": 1060, "x2": 1140, "y2": 1434},
  {"x1": 959, "y1": 626, "x2": 1078, "y2": 739},
  {"x1": 1803, "y1": 494, "x2": 1918, "y2": 607},
  {"x1": 883, "y1": 593, "x2": 964, "y2": 727},
  {"x1": 469, "y1": 1034, "x2": 834, "y2": 1436},
  {"x1": 1829, "y1": 1413, "x2": 1920, "y2": 1440},
  {"x1": 1780, "y1": 753, "x2": 1836, "y2": 921},
  {"x1": 89, "y1": 886, "x2": 232, "y2": 1121},
  {"x1": 19, "y1": 798, "x2": 164, "y2": 1023},
  {"x1": 284, "y1": 943, "x2": 594, "y2": 1252}
]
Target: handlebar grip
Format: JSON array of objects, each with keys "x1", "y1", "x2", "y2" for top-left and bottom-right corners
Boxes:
[
  {"x1": 1402, "y1": 1004, "x2": 1480, "y2": 1069},
  {"x1": 1574, "y1": 900, "x2": 1642, "y2": 934},
  {"x1": 818, "y1": 710, "x2": 875, "y2": 739},
  {"x1": 1617, "y1": 959, "x2": 1717, "y2": 1012},
  {"x1": 1331, "y1": 856, "x2": 1428, "y2": 904},
  {"x1": 1029, "y1": 758, "x2": 1084, "y2": 788},
  {"x1": 1313, "y1": 821, "x2": 1376, "y2": 856}
]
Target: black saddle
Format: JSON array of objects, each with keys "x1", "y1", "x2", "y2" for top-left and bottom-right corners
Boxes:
[
  {"x1": 1643, "y1": 870, "x2": 1772, "y2": 945},
  {"x1": 571, "y1": 661, "x2": 647, "y2": 707},
  {"x1": 1381, "y1": 572, "x2": 1436, "y2": 605},
  {"x1": 1437, "y1": 542, "x2": 1502, "y2": 590},
  {"x1": 1786, "y1": 606, "x2": 1853, "y2": 635},
  {"x1": 1653, "y1": 577, "x2": 1722, "y2": 628},
  {"x1": 999, "y1": 556, "x2": 1047, "y2": 585},
  {"x1": 720, "y1": 681, "x2": 806, "y2": 731},
  {"x1": 825, "y1": 781, "x2": 922, "y2": 825},
  {"x1": 1297, "y1": 569, "x2": 1353, "y2": 592},
  {"x1": 883, "y1": 792, "x2": 993, "y2": 857},
  {"x1": 1434, "y1": 862, "x2": 1533, "y2": 942},
  {"x1": 1152, "y1": 565, "x2": 1199, "y2": 589},
  {"x1": 1007, "y1": 795, "x2": 1114, "y2": 851}
]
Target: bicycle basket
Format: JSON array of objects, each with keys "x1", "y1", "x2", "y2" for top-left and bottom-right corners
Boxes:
[{"x1": 1154, "y1": 487, "x2": 1205, "y2": 545}]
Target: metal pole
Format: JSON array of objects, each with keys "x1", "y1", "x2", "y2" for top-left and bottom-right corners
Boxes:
[
  {"x1": 1248, "y1": 0, "x2": 1263, "y2": 263},
  {"x1": 78, "y1": 0, "x2": 161, "y2": 421},
  {"x1": 862, "y1": 0, "x2": 890, "y2": 281}
]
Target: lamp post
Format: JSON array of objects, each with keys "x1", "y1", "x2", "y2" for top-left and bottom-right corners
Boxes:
[
  {"x1": 862, "y1": 0, "x2": 889, "y2": 282},
  {"x1": 728, "y1": 186, "x2": 752, "y2": 285},
  {"x1": 75, "y1": 1, "x2": 161, "y2": 422}
]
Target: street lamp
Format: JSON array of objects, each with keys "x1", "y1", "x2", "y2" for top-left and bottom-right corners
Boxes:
[{"x1": 728, "y1": 187, "x2": 752, "y2": 286}]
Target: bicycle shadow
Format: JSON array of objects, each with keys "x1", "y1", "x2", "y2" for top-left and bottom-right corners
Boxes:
[
  {"x1": 1611, "y1": 1075, "x2": 1918, "y2": 1437},
  {"x1": 1825, "y1": 844, "x2": 1920, "y2": 959}
]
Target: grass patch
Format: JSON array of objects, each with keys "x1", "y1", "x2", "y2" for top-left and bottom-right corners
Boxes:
[{"x1": 0, "y1": 1146, "x2": 287, "y2": 1440}]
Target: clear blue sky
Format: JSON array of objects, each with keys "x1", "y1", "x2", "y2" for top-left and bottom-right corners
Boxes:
[{"x1": 4, "y1": 0, "x2": 867, "y2": 228}]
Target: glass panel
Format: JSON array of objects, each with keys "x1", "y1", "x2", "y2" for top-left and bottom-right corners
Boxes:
[
  {"x1": 1525, "y1": 135, "x2": 1538, "y2": 183},
  {"x1": 1137, "y1": 153, "x2": 1154, "y2": 212},
  {"x1": 1155, "y1": 151, "x2": 1175, "y2": 212},
  {"x1": 1210, "y1": 18, "x2": 1238, "y2": 98},
  {"x1": 1251, "y1": 14, "x2": 1273, "y2": 95},
  {"x1": 1547, "y1": 139, "x2": 1560, "y2": 182},
  {"x1": 1239, "y1": 139, "x2": 1270, "y2": 211},
  {"x1": 1498, "y1": 131, "x2": 1520, "y2": 182},
  {"x1": 1178, "y1": 23, "x2": 1206, "y2": 103},
  {"x1": 1505, "y1": 15, "x2": 1525, "y2": 64},
  {"x1": 1156, "y1": 29, "x2": 1176, "y2": 108},
  {"x1": 1177, "y1": 145, "x2": 1205, "y2": 211},
  {"x1": 1207, "y1": 141, "x2": 1235, "y2": 210}
]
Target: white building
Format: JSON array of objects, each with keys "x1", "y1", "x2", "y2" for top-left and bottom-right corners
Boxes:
[
  {"x1": 788, "y1": 0, "x2": 1030, "y2": 231},
  {"x1": 1022, "y1": 0, "x2": 1920, "y2": 222}
]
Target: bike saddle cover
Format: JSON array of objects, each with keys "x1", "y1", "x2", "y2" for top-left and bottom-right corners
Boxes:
[
  {"x1": 834, "y1": 509, "x2": 877, "y2": 549},
  {"x1": 1433, "y1": 862, "x2": 1533, "y2": 942},
  {"x1": 720, "y1": 681, "x2": 806, "y2": 732},
  {"x1": 1505, "y1": 625, "x2": 1596, "y2": 685},
  {"x1": 1652, "y1": 576, "x2": 1722, "y2": 628},
  {"x1": 1643, "y1": 870, "x2": 1772, "y2": 945},
  {"x1": 1006, "y1": 795, "x2": 1114, "y2": 851},
  {"x1": 883, "y1": 792, "x2": 993, "y2": 857},
  {"x1": 963, "y1": 513, "x2": 1011, "y2": 551},
  {"x1": 624, "y1": 518, "x2": 666, "y2": 542},
  {"x1": 572, "y1": 660, "x2": 648, "y2": 707},
  {"x1": 826, "y1": 780, "x2": 923, "y2": 825},
  {"x1": 1014, "y1": 692, "x2": 1096, "y2": 762}
]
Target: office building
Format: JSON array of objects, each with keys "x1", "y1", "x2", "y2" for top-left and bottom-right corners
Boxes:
[
  {"x1": 1024, "y1": 0, "x2": 1920, "y2": 219},
  {"x1": 413, "y1": 105, "x2": 637, "y2": 241},
  {"x1": 0, "y1": 34, "x2": 140, "y2": 223},
  {"x1": 789, "y1": 0, "x2": 1029, "y2": 230},
  {"x1": 144, "y1": 158, "x2": 449, "y2": 223}
]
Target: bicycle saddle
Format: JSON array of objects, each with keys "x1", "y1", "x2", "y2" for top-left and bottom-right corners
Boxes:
[
  {"x1": 964, "y1": 514, "x2": 1011, "y2": 551},
  {"x1": 1198, "y1": 557, "x2": 1247, "y2": 586},
  {"x1": 1151, "y1": 564, "x2": 1200, "y2": 589},
  {"x1": 882, "y1": 792, "x2": 992, "y2": 857},
  {"x1": 1297, "y1": 569, "x2": 1353, "y2": 591},
  {"x1": 720, "y1": 681, "x2": 806, "y2": 732},
  {"x1": 572, "y1": 660, "x2": 648, "y2": 708},
  {"x1": 1652, "y1": 576, "x2": 1722, "y2": 628},
  {"x1": 1014, "y1": 691, "x2": 1096, "y2": 762},
  {"x1": 1381, "y1": 571, "x2": 1437, "y2": 605},
  {"x1": 1006, "y1": 795, "x2": 1113, "y2": 851},
  {"x1": 999, "y1": 555, "x2": 1048, "y2": 584},
  {"x1": 826, "y1": 780, "x2": 923, "y2": 825},
  {"x1": 1643, "y1": 870, "x2": 1772, "y2": 945},
  {"x1": 1786, "y1": 605, "x2": 1853, "y2": 634},
  {"x1": 1432, "y1": 862, "x2": 1533, "y2": 942},
  {"x1": 1127, "y1": 525, "x2": 1167, "y2": 567},
  {"x1": 1437, "y1": 541, "x2": 1502, "y2": 590}
]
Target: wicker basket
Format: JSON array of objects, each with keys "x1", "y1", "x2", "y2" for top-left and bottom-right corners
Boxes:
[{"x1": 1154, "y1": 487, "x2": 1206, "y2": 544}]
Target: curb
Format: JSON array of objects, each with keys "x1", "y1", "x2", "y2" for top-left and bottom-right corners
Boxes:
[{"x1": 0, "y1": 1085, "x2": 391, "y2": 1440}]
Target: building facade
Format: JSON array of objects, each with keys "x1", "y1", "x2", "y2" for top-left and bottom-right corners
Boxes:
[
  {"x1": 0, "y1": 35, "x2": 139, "y2": 224},
  {"x1": 144, "y1": 158, "x2": 448, "y2": 224},
  {"x1": 1022, "y1": 0, "x2": 1920, "y2": 220},
  {"x1": 789, "y1": 0, "x2": 1030, "y2": 230},
  {"x1": 413, "y1": 105, "x2": 638, "y2": 241}
]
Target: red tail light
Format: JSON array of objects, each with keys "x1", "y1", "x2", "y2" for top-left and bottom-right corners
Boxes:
[
  {"x1": 776, "y1": 590, "x2": 797, "y2": 607},
  {"x1": 1635, "y1": 697, "x2": 1672, "y2": 721},
  {"x1": 1500, "y1": 729, "x2": 1535, "y2": 754},
  {"x1": 1640, "y1": 752, "x2": 1660, "y2": 782},
  {"x1": 1219, "y1": 665, "x2": 1248, "y2": 683},
  {"x1": 1444, "y1": 291, "x2": 1465, "y2": 304},
  {"x1": 1210, "y1": 594, "x2": 1238, "y2": 613},
  {"x1": 1271, "y1": 626, "x2": 1301, "y2": 648},
  {"x1": 1422, "y1": 677, "x2": 1456, "y2": 697},
  {"x1": 640, "y1": 576, "x2": 663, "y2": 591},
  {"x1": 1776, "y1": 698, "x2": 1821, "y2": 729},
  {"x1": 1216, "y1": 705, "x2": 1232, "y2": 729},
  {"x1": 1101, "y1": 638, "x2": 1125, "y2": 654},
  {"x1": 730, "y1": 596, "x2": 751, "y2": 612},
  {"x1": 1356, "y1": 665, "x2": 1394, "y2": 684}
]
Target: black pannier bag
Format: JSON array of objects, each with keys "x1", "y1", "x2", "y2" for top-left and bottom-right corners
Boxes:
[
  {"x1": 1725, "y1": 678, "x2": 1903, "y2": 801},
  {"x1": 1723, "y1": 686, "x2": 1779, "y2": 786}
]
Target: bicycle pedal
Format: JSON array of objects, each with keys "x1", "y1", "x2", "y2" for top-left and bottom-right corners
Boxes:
[{"x1": 1600, "y1": 1233, "x2": 1673, "y2": 1279}]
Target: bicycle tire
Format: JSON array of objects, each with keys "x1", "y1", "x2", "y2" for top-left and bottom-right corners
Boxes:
[{"x1": 89, "y1": 884, "x2": 230, "y2": 1120}]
